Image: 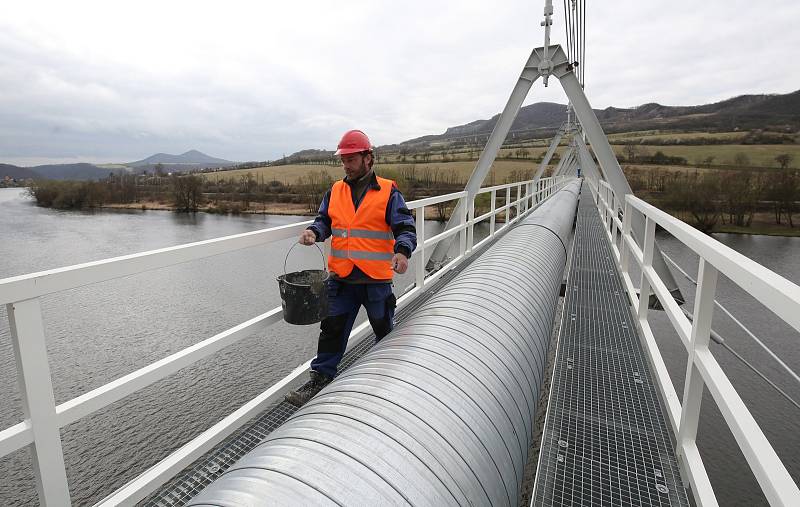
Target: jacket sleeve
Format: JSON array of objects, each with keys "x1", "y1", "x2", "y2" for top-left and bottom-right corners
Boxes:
[
  {"x1": 386, "y1": 187, "x2": 417, "y2": 258},
  {"x1": 307, "y1": 189, "x2": 332, "y2": 242}
]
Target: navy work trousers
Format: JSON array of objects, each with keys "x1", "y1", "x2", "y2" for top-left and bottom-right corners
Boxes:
[{"x1": 310, "y1": 279, "x2": 396, "y2": 377}]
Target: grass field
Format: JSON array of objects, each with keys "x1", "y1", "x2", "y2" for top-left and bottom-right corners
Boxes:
[
  {"x1": 622, "y1": 164, "x2": 715, "y2": 175},
  {"x1": 610, "y1": 144, "x2": 800, "y2": 167},
  {"x1": 606, "y1": 131, "x2": 747, "y2": 143},
  {"x1": 197, "y1": 124, "x2": 799, "y2": 190},
  {"x1": 199, "y1": 144, "x2": 797, "y2": 189},
  {"x1": 200, "y1": 160, "x2": 548, "y2": 185}
]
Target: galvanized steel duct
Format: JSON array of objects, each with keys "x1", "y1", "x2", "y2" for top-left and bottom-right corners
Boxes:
[{"x1": 189, "y1": 180, "x2": 581, "y2": 507}]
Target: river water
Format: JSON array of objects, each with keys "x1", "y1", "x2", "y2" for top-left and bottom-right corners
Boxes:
[{"x1": 0, "y1": 187, "x2": 798, "y2": 505}]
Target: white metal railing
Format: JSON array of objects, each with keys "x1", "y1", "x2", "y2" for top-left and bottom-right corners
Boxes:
[
  {"x1": 0, "y1": 175, "x2": 571, "y2": 506},
  {"x1": 588, "y1": 178, "x2": 800, "y2": 507}
]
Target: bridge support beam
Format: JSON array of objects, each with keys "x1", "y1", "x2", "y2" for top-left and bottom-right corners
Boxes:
[
  {"x1": 532, "y1": 127, "x2": 564, "y2": 181},
  {"x1": 426, "y1": 43, "x2": 682, "y2": 301},
  {"x1": 427, "y1": 47, "x2": 550, "y2": 270},
  {"x1": 556, "y1": 148, "x2": 577, "y2": 178},
  {"x1": 574, "y1": 135, "x2": 603, "y2": 187}
]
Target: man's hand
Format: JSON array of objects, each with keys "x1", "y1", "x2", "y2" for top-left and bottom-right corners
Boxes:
[
  {"x1": 391, "y1": 253, "x2": 408, "y2": 274},
  {"x1": 298, "y1": 230, "x2": 316, "y2": 245}
]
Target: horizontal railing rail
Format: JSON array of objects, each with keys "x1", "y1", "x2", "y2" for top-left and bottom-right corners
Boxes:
[
  {"x1": 587, "y1": 177, "x2": 800, "y2": 507},
  {"x1": 0, "y1": 175, "x2": 571, "y2": 506}
]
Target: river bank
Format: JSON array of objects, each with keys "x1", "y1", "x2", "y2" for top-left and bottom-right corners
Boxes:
[
  {"x1": 714, "y1": 223, "x2": 800, "y2": 237},
  {"x1": 99, "y1": 200, "x2": 316, "y2": 216},
  {"x1": 21, "y1": 184, "x2": 800, "y2": 236}
]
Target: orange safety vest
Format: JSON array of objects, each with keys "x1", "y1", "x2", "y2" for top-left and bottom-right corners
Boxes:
[{"x1": 327, "y1": 175, "x2": 396, "y2": 280}]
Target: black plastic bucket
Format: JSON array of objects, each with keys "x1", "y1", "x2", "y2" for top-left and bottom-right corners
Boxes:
[{"x1": 277, "y1": 243, "x2": 329, "y2": 325}]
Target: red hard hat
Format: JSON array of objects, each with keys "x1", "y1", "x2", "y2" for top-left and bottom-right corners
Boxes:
[{"x1": 335, "y1": 129, "x2": 372, "y2": 156}]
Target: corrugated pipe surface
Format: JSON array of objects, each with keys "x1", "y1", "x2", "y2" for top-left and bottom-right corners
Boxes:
[{"x1": 189, "y1": 180, "x2": 581, "y2": 506}]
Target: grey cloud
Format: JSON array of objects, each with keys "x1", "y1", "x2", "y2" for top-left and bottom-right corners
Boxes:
[{"x1": 1, "y1": 0, "x2": 799, "y2": 165}]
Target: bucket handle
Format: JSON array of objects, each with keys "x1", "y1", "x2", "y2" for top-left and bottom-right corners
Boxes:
[{"x1": 284, "y1": 241, "x2": 326, "y2": 276}]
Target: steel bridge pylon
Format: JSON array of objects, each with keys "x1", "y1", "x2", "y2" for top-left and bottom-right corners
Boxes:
[{"x1": 428, "y1": 43, "x2": 682, "y2": 302}]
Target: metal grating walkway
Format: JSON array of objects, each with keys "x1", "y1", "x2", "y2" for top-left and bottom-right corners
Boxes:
[{"x1": 532, "y1": 188, "x2": 690, "y2": 506}]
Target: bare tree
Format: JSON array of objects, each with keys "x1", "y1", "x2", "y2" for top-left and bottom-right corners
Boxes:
[
  {"x1": 171, "y1": 174, "x2": 204, "y2": 211},
  {"x1": 720, "y1": 170, "x2": 758, "y2": 226},
  {"x1": 239, "y1": 172, "x2": 257, "y2": 209},
  {"x1": 623, "y1": 143, "x2": 640, "y2": 163},
  {"x1": 766, "y1": 167, "x2": 798, "y2": 226},
  {"x1": 399, "y1": 164, "x2": 417, "y2": 183},
  {"x1": 662, "y1": 172, "x2": 720, "y2": 233},
  {"x1": 776, "y1": 153, "x2": 793, "y2": 169},
  {"x1": 300, "y1": 170, "x2": 333, "y2": 213}
]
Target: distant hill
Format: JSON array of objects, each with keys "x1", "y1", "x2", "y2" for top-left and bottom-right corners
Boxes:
[
  {"x1": 0, "y1": 150, "x2": 236, "y2": 182},
  {"x1": 396, "y1": 90, "x2": 800, "y2": 148},
  {"x1": 0, "y1": 163, "x2": 40, "y2": 180},
  {"x1": 0, "y1": 162, "x2": 130, "y2": 181},
  {"x1": 128, "y1": 150, "x2": 235, "y2": 169},
  {"x1": 29, "y1": 163, "x2": 116, "y2": 181}
]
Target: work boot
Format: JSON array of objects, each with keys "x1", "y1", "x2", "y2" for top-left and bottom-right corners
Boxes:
[{"x1": 284, "y1": 370, "x2": 333, "y2": 407}]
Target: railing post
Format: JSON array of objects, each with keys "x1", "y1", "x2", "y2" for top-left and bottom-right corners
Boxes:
[
  {"x1": 617, "y1": 197, "x2": 626, "y2": 254},
  {"x1": 323, "y1": 236, "x2": 331, "y2": 260},
  {"x1": 7, "y1": 299, "x2": 71, "y2": 505},
  {"x1": 489, "y1": 189, "x2": 496, "y2": 238},
  {"x1": 415, "y1": 206, "x2": 426, "y2": 290},
  {"x1": 677, "y1": 259, "x2": 718, "y2": 458},
  {"x1": 611, "y1": 191, "x2": 619, "y2": 240},
  {"x1": 620, "y1": 199, "x2": 632, "y2": 278},
  {"x1": 467, "y1": 193, "x2": 475, "y2": 255},
  {"x1": 600, "y1": 183, "x2": 607, "y2": 224},
  {"x1": 516, "y1": 184, "x2": 522, "y2": 222},
  {"x1": 601, "y1": 183, "x2": 607, "y2": 223},
  {"x1": 637, "y1": 217, "x2": 656, "y2": 321},
  {"x1": 521, "y1": 183, "x2": 527, "y2": 214},
  {"x1": 458, "y1": 197, "x2": 467, "y2": 258},
  {"x1": 526, "y1": 182, "x2": 531, "y2": 212},
  {"x1": 505, "y1": 186, "x2": 511, "y2": 225}
]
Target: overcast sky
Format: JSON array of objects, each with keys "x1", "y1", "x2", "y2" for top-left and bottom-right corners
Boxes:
[{"x1": 1, "y1": 0, "x2": 798, "y2": 166}]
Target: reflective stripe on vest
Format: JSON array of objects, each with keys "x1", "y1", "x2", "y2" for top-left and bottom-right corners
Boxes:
[
  {"x1": 331, "y1": 227, "x2": 394, "y2": 240},
  {"x1": 327, "y1": 175, "x2": 396, "y2": 279},
  {"x1": 330, "y1": 249, "x2": 394, "y2": 261}
]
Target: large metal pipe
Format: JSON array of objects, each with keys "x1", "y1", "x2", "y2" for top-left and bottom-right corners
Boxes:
[{"x1": 189, "y1": 181, "x2": 581, "y2": 507}]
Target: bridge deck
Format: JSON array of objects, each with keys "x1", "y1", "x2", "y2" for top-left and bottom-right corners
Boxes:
[
  {"x1": 143, "y1": 186, "x2": 691, "y2": 506},
  {"x1": 532, "y1": 190, "x2": 690, "y2": 506}
]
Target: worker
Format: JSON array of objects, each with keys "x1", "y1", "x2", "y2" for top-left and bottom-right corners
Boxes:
[{"x1": 285, "y1": 129, "x2": 417, "y2": 407}]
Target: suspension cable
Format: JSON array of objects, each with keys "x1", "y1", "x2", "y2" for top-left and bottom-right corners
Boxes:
[
  {"x1": 562, "y1": 0, "x2": 585, "y2": 86},
  {"x1": 562, "y1": 0, "x2": 573, "y2": 64},
  {"x1": 575, "y1": 0, "x2": 580, "y2": 69},
  {"x1": 581, "y1": 0, "x2": 586, "y2": 85},
  {"x1": 680, "y1": 306, "x2": 800, "y2": 411},
  {"x1": 662, "y1": 253, "x2": 800, "y2": 392}
]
